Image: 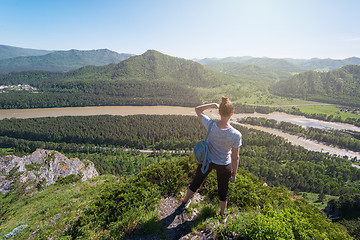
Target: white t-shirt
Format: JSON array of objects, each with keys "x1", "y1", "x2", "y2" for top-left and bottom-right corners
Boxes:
[{"x1": 202, "y1": 115, "x2": 242, "y2": 165}]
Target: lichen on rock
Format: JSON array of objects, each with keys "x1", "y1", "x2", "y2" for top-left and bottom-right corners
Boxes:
[{"x1": 0, "y1": 149, "x2": 98, "y2": 193}]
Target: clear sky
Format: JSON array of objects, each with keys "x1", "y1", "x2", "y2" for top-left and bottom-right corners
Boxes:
[{"x1": 1, "y1": 0, "x2": 360, "y2": 59}]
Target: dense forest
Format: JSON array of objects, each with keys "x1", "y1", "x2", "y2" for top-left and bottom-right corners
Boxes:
[
  {"x1": 238, "y1": 116, "x2": 360, "y2": 153},
  {"x1": 271, "y1": 65, "x2": 360, "y2": 107},
  {"x1": 0, "y1": 80, "x2": 201, "y2": 108},
  {"x1": 1, "y1": 115, "x2": 359, "y2": 196}
]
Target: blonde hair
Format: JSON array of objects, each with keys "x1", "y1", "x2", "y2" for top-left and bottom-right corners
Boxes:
[{"x1": 219, "y1": 96, "x2": 234, "y2": 117}]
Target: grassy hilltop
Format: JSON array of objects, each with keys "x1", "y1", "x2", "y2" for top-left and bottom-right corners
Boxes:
[
  {"x1": 0, "y1": 155, "x2": 353, "y2": 239},
  {"x1": 1, "y1": 115, "x2": 359, "y2": 239}
]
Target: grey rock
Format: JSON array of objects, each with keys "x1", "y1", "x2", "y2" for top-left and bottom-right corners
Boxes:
[{"x1": 0, "y1": 149, "x2": 98, "y2": 193}]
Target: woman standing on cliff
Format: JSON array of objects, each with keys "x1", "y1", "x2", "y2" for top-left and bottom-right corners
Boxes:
[{"x1": 178, "y1": 97, "x2": 242, "y2": 218}]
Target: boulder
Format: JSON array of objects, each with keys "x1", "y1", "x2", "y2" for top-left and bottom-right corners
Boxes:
[{"x1": 0, "y1": 149, "x2": 98, "y2": 193}]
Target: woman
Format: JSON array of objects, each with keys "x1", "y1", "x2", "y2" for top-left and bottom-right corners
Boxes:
[{"x1": 179, "y1": 97, "x2": 242, "y2": 217}]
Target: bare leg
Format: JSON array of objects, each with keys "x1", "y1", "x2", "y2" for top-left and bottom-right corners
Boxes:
[
  {"x1": 183, "y1": 188, "x2": 195, "y2": 203},
  {"x1": 220, "y1": 200, "x2": 227, "y2": 216}
]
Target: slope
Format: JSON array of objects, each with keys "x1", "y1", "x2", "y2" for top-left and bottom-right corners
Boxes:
[
  {"x1": 0, "y1": 44, "x2": 52, "y2": 60},
  {"x1": 108, "y1": 49, "x2": 235, "y2": 87},
  {"x1": 0, "y1": 49, "x2": 133, "y2": 73},
  {"x1": 270, "y1": 65, "x2": 360, "y2": 107},
  {"x1": 0, "y1": 153, "x2": 352, "y2": 239}
]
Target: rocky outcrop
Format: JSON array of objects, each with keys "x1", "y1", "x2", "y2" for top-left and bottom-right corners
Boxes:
[{"x1": 0, "y1": 149, "x2": 98, "y2": 193}]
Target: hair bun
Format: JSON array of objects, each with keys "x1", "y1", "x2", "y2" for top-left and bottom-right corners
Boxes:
[{"x1": 221, "y1": 96, "x2": 230, "y2": 104}]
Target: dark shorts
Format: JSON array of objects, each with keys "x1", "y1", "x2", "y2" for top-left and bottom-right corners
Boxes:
[{"x1": 189, "y1": 162, "x2": 232, "y2": 202}]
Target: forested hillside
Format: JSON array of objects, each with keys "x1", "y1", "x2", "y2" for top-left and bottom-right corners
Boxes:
[
  {"x1": 270, "y1": 65, "x2": 360, "y2": 107},
  {"x1": 0, "y1": 49, "x2": 133, "y2": 73},
  {"x1": 0, "y1": 156, "x2": 353, "y2": 239},
  {"x1": 0, "y1": 50, "x2": 236, "y2": 108},
  {"x1": 106, "y1": 49, "x2": 235, "y2": 87},
  {"x1": 0, "y1": 44, "x2": 52, "y2": 60},
  {"x1": 205, "y1": 62, "x2": 291, "y2": 83}
]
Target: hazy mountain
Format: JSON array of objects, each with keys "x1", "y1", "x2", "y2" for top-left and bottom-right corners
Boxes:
[
  {"x1": 205, "y1": 62, "x2": 292, "y2": 83},
  {"x1": 0, "y1": 44, "x2": 53, "y2": 60},
  {"x1": 286, "y1": 57, "x2": 360, "y2": 71},
  {"x1": 270, "y1": 65, "x2": 360, "y2": 107},
  {"x1": 0, "y1": 49, "x2": 133, "y2": 73},
  {"x1": 195, "y1": 56, "x2": 253, "y2": 65},
  {"x1": 105, "y1": 49, "x2": 235, "y2": 87},
  {"x1": 196, "y1": 56, "x2": 306, "y2": 73},
  {"x1": 197, "y1": 55, "x2": 360, "y2": 73}
]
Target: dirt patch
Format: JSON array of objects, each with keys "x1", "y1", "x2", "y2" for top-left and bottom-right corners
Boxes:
[{"x1": 125, "y1": 193, "x2": 213, "y2": 240}]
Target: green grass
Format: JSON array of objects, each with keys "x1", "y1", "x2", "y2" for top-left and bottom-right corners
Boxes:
[
  {"x1": 235, "y1": 92, "x2": 319, "y2": 106},
  {"x1": 0, "y1": 148, "x2": 13, "y2": 156},
  {"x1": 295, "y1": 105, "x2": 360, "y2": 121},
  {"x1": 0, "y1": 175, "x2": 115, "y2": 239},
  {"x1": 197, "y1": 84, "x2": 320, "y2": 107},
  {"x1": 299, "y1": 192, "x2": 339, "y2": 210}
]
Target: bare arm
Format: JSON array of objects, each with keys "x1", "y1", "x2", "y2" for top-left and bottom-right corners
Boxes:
[
  {"x1": 231, "y1": 147, "x2": 240, "y2": 183},
  {"x1": 195, "y1": 103, "x2": 219, "y2": 120}
]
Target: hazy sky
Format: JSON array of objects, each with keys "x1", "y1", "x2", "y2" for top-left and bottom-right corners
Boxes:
[{"x1": 1, "y1": 0, "x2": 359, "y2": 59}]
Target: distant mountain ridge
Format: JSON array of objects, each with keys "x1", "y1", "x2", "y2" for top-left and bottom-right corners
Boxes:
[
  {"x1": 196, "y1": 56, "x2": 360, "y2": 72},
  {"x1": 286, "y1": 57, "x2": 360, "y2": 71},
  {"x1": 0, "y1": 48, "x2": 133, "y2": 73},
  {"x1": 0, "y1": 44, "x2": 53, "y2": 60}
]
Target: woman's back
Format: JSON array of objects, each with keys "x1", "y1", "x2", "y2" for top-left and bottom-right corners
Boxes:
[{"x1": 201, "y1": 115, "x2": 242, "y2": 165}]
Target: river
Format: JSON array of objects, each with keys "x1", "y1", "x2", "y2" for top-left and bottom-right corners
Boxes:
[{"x1": 0, "y1": 106, "x2": 359, "y2": 166}]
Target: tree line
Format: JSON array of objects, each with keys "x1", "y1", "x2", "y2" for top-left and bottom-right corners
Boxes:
[{"x1": 0, "y1": 79, "x2": 201, "y2": 109}]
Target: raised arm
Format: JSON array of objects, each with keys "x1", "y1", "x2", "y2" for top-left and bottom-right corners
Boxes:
[{"x1": 195, "y1": 103, "x2": 219, "y2": 120}]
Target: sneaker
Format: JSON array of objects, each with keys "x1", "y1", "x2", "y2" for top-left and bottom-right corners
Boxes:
[
  {"x1": 176, "y1": 199, "x2": 191, "y2": 214},
  {"x1": 184, "y1": 198, "x2": 191, "y2": 209}
]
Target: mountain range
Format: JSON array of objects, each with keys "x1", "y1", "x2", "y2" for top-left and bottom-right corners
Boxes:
[
  {"x1": 0, "y1": 46, "x2": 133, "y2": 73},
  {"x1": 2, "y1": 44, "x2": 360, "y2": 75},
  {"x1": 0, "y1": 44, "x2": 52, "y2": 60},
  {"x1": 1, "y1": 44, "x2": 360, "y2": 109},
  {"x1": 195, "y1": 56, "x2": 360, "y2": 73},
  {"x1": 0, "y1": 50, "x2": 231, "y2": 108}
]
